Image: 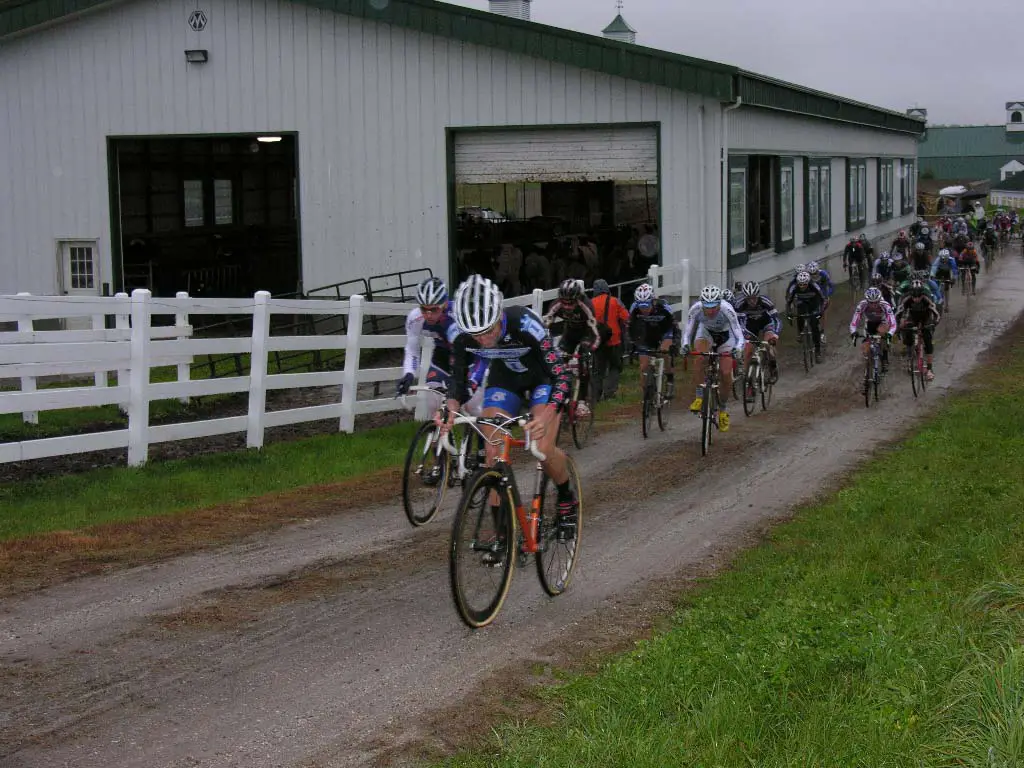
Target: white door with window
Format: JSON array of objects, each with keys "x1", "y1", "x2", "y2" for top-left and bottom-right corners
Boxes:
[{"x1": 58, "y1": 240, "x2": 101, "y2": 329}]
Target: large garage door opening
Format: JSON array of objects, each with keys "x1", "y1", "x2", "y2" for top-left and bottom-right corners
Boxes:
[
  {"x1": 110, "y1": 134, "x2": 300, "y2": 298},
  {"x1": 452, "y1": 126, "x2": 660, "y2": 295}
]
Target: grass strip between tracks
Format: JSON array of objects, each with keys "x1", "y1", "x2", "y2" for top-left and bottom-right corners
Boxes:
[
  {"x1": 438, "y1": 333, "x2": 1024, "y2": 765},
  {"x1": 0, "y1": 369, "x2": 643, "y2": 542}
]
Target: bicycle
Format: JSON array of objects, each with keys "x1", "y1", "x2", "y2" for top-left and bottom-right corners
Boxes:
[
  {"x1": 847, "y1": 259, "x2": 866, "y2": 294},
  {"x1": 904, "y1": 323, "x2": 932, "y2": 398},
  {"x1": 936, "y1": 274, "x2": 954, "y2": 312},
  {"x1": 787, "y1": 312, "x2": 822, "y2": 372},
  {"x1": 399, "y1": 384, "x2": 484, "y2": 527},
  {"x1": 639, "y1": 348, "x2": 674, "y2": 438},
  {"x1": 562, "y1": 345, "x2": 596, "y2": 449},
  {"x1": 852, "y1": 332, "x2": 886, "y2": 407},
  {"x1": 960, "y1": 263, "x2": 978, "y2": 296},
  {"x1": 741, "y1": 334, "x2": 775, "y2": 416},
  {"x1": 687, "y1": 350, "x2": 731, "y2": 456}
]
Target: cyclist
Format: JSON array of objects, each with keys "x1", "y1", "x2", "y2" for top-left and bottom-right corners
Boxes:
[
  {"x1": 683, "y1": 285, "x2": 745, "y2": 432},
  {"x1": 849, "y1": 287, "x2": 896, "y2": 372},
  {"x1": 858, "y1": 233, "x2": 875, "y2": 263},
  {"x1": 890, "y1": 251, "x2": 912, "y2": 289},
  {"x1": 958, "y1": 241, "x2": 981, "y2": 289},
  {"x1": 895, "y1": 279, "x2": 941, "y2": 381},
  {"x1": 807, "y1": 261, "x2": 834, "y2": 343},
  {"x1": 890, "y1": 230, "x2": 912, "y2": 261},
  {"x1": 910, "y1": 240, "x2": 931, "y2": 272},
  {"x1": 735, "y1": 280, "x2": 782, "y2": 382},
  {"x1": 441, "y1": 274, "x2": 578, "y2": 531},
  {"x1": 397, "y1": 276, "x2": 487, "y2": 415},
  {"x1": 930, "y1": 248, "x2": 959, "y2": 297},
  {"x1": 872, "y1": 251, "x2": 894, "y2": 283},
  {"x1": 844, "y1": 237, "x2": 868, "y2": 287},
  {"x1": 915, "y1": 226, "x2": 934, "y2": 259},
  {"x1": 628, "y1": 283, "x2": 680, "y2": 400},
  {"x1": 721, "y1": 287, "x2": 737, "y2": 307},
  {"x1": 784, "y1": 271, "x2": 827, "y2": 364},
  {"x1": 870, "y1": 272, "x2": 897, "y2": 309},
  {"x1": 542, "y1": 278, "x2": 602, "y2": 416}
]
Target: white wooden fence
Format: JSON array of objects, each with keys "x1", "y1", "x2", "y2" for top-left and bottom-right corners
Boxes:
[{"x1": 0, "y1": 259, "x2": 689, "y2": 467}]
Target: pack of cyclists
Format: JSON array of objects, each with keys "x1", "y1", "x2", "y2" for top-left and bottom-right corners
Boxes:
[{"x1": 397, "y1": 214, "x2": 1006, "y2": 477}]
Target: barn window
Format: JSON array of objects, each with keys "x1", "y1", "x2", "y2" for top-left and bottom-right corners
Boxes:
[
  {"x1": 877, "y1": 159, "x2": 894, "y2": 221},
  {"x1": 184, "y1": 180, "x2": 204, "y2": 227},
  {"x1": 215, "y1": 179, "x2": 234, "y2": 225},
  {"x1": 846, "y1": 158, "x2": 867, "y2": 230},
  {"x1": 805, "y1": 157, "x2": 832, "y2": 244},
  {"x1": 69, "y1": 245, "x2": 95, "y2": 289},
  {"x1": 1011, "y1": 111, "x2": 1022, "y2": 123}
]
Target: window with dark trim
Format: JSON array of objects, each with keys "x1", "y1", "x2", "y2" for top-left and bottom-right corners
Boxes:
[
  {"x1": 846, "y1": 158, "x2": 867, "y2": 231},
  {"x1": 728, "y1": 154, "x2": 795, "y2": 263},
  {"x1": 901, "y1": 159, "x2": 916, "y2": 215},
  {"x1": 805, "y1": 157, "x2": 831, "y2": 244},
  {"x1": 877, "y1": 159, "x2": 894, "y2": 221}
]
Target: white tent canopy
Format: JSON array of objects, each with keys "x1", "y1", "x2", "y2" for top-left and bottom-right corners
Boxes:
[{"x1": 939, "y1": 185, "x2": 969, "y2": 196}]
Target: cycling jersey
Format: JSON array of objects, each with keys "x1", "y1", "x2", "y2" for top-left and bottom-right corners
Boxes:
[
  {"x1": 891, "y1": 239, "x2": 911, "y2": 258},
  {"x1": 542, "y1": 297, "x2": 601, "y2": 340},
  {"x1": 449, "y1": 305, "x2": 570, "y2": 410},
  {"x1": 959, "y1": 248, "x2": 980, "y2": 265},
  {"x1": 785, "y1": 280, "x2": 827, "y2": 315},
  {"x1": 402, "y1": 303, "x2": 461, "y2": 377},
  {"x1": 849, "y1": 299, "x2": 897, "y2": 335},
  {"x1": 734, "y1": 296, "x2": 782, "y2": 336},
  {"x1": 628, "y1": 299, "x2": 680, "y2": 350},
  {"x1": 891, "y1": 261, "x2": 912, "y2": 284},
  {"x1": 813, "y1": 269, "x2": 835, "y2": 298},
  {"x1": 930, "y1": 257, "x2": 959, "y2": 280},
  {"x1": 873, "y1": 256, "x2": 893, "y2": 280},
  {"x1": 897, "y1": 278, "x2": 941, "y2": 303},
  {"x1": 844, "y1": 242, "x2": 866, "y2": 266},
  {"x1": 683, "y1": 300, "x2": 745, "y2": 350},
  {"x1": 896, "y1": 294, "x2": 940, "y2": 326}
]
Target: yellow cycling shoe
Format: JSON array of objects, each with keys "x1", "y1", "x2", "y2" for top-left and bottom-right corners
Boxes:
[
  {"x1": 689, "y1": 396, "x2": 703, "y2": 413},
  {"x1": 719, "y1": 411, "x2": 731, "y2": 432}
]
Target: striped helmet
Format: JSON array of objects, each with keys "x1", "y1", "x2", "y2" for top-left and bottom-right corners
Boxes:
[
  {"x1": 415, "y1": 277, "x2": 448, "y2": 307},
  {"x1": 453, "y1": 274, "x2": 503, "y2": 334}
]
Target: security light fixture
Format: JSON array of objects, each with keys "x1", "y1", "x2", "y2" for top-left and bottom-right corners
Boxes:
[
  {"x1": 184, "y1": 49, "x2": 209, "y2": 64},
  {"x1": 257, "y1": 136, "x2": 283, "y2": 143}
]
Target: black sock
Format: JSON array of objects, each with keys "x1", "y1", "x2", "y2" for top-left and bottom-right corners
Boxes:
[{"x1": 557, "y1": 481, "x2": 573, "y2": 503}]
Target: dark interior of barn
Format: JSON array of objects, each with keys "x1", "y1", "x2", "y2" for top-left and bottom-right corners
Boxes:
[{"x1": 111, "y1": 135, "x2": 300, "y2": 298}]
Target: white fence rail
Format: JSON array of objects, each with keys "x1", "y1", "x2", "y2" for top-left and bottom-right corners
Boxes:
[{"x1": 0, "y1": 259, "x2": 689, "y2": 467}]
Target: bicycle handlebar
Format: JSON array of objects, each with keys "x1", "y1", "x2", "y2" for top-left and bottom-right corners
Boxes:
[{"x1": 437, "y1": 407, "x2": 547, "y2": 462}]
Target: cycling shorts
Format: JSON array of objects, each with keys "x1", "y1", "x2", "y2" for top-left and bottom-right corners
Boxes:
[
  {"x1": 695, "y1": 326, "x2": 737, "y2": 353},
  {"x1": 482, "y1": 362, "x2": 553, "y2": 414}
]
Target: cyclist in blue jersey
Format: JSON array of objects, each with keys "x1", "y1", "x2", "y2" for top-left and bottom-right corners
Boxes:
[{"x1": 628, "y1": 282, "x2": 681, "y2": 399}]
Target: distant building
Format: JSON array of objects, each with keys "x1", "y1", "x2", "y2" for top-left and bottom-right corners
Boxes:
[
  {"x1": 917, "y1": 102, "x2": 1024, "y2": 185},
  {"x1": 990, "y1": 173, "x2": 1024, "y2": 209}
]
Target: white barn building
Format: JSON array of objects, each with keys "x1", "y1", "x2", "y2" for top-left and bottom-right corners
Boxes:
[{"x1": 0, "y1": 0, "x2": 924, "y2": 301}]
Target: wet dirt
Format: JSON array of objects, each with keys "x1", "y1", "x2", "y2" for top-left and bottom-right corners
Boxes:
[{"x1": 2, "y1": 258, "x2": 1024, "y2": 768}]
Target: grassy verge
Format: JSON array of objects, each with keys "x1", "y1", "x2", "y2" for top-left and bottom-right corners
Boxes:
[
  {"x1": 0, "y1": 366, "x2": 642, "y2": 542},
  {"x1": 437, "y1": 337, "x2": 1024, "y2": 765}
]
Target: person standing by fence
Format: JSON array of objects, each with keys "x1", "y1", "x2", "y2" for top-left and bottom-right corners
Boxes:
[{"x1": 590, "y1": 279, "x2": 630, "y2": 401}]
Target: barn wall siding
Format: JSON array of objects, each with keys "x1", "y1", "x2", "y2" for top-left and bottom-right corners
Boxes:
[{"x1": 0, "y1": 0, "x2": 721, "y2": 295}]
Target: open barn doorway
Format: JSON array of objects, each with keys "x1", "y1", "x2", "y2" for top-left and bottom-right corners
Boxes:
[{"x1": 108, "y1": 134, "x2": 301, "y2": 298}]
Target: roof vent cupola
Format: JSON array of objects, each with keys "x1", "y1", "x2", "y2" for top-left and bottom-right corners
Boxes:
[
  {"x1": 1007, "y1": 101, "x2": 1024, "y2": 133},
  {"x1": 602, "y1": 1, "x2": 637, "y2": 44},
  {"x1": 488, "y1": 0, "x2": 532, "y2": 21}
]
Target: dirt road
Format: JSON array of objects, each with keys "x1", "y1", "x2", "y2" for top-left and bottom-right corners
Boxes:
[{"x1": 3, "y1": 258, "x2": 1023, "y2": 768}]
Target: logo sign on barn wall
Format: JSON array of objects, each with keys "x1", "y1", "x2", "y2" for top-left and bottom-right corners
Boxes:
[{"x1": 188, "y1": 9, "x2": 208, "y2": 31}]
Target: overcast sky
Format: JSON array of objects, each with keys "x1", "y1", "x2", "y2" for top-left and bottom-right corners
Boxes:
[{"x1": 444, "y1": 0, "x2": 1017, "y2": 126}]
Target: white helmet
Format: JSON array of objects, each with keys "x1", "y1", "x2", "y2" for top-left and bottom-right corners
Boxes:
[
  {"x1": 865, "y1": 287, "x2": 882, "y2": 303},
  {"x1": 415, "y1": 276, "x2": 448, "y2": 307},
  {"x1": 741, "y1": 280, "x2": 760, "y2": 298},
  {"x1": 699, "y1": 284, "x2": 722, "y2": 307},
  {"x1": 634, "y1": 283, "x2": 655, "y2": 304},
  {"x1": 453, "y1": 274, "x2": 502, "y2": 334},
  {"x1": 795, "y1": 263, "x2": 807, "y2": 274},
  {"x1": 939, "y1": 248, "x2": 951, "y2": 259},
  {"x1": 721, "y1": 288, "x2": 735, "y2": 303},
  {"x1": 796, "y1": 271, "x2": 811, "y2": 285},
  {"x1": 807, "y1": 260, "x2": 821, "y2": 275}
]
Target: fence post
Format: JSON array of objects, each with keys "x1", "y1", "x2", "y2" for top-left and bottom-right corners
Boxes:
[
  {"x1": 339, "y1": 294, "x2": 364, "y2": 433},
  {"x1": 247, "y1": 291, "x2": 271, "y2": 449},
  {"x1": 532, "y1": 288, "x2": 544, "y2": 316},
  {"x1": 414, "y1": 336, "x2": 435, "y2": 421},
  {"x1": 115, "y1": 292, "x2": 130, "y2": 414},
  {"x1": 127, "y1": 289, "x2": 152, "y2": 467},
  {"x1": 175, "y1": 291, "x2": 191, "y2": 405},
  {"x1": 91, "y1": 311, "x2": 107, "y2": 388},
  {"x1": 647, "y1": 263, "x2": 659, "y2": 293},
  {"x1": 15, "y1": 292, "x2": 38, "y2": 425}
]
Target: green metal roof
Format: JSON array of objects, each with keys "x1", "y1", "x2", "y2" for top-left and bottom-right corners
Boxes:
[
  {"x1": 918, "y1": 125, "x2": 1024, "y2": 157},
  {"x1": 0, "y1": 0, "x2": 925, "y2": 134},
  {"x1": 602, "y1": 13, "x2": 636, "y2": 34},
  {"x1": 919, "y1": 155, "x2": 1024, "y2": 186}
]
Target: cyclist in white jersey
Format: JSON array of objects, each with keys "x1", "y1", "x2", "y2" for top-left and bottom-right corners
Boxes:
[{"x1": 682, "y1": 285, "x2": 745, "y2": 432}]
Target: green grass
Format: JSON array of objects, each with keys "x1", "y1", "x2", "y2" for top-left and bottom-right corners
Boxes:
[
  {"x1": 0, "y1": 419, "x2": 420, "y2": 540},
  {"x1": 0, "y1": 362, "x2": 642, "y2": 541},
  {"x1": 438, "y1": 342, "x2": 1024, "y2": 767}
]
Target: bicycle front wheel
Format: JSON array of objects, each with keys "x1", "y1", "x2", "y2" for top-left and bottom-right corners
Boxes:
[
  {"x1": 449, "y1": 468, "x2": 517, "y2": 628},
  {"x1": 641, "y1": 379, "x2": 653, "y2": 439},
  {"x1": 656, "y1": 377, "x2": 670, "y2": 432},
  {"x1": 401, "y1": 422, "x2": 450, "y2": 527},
  {"x1": 700, "y1": 386, "x2": 714, "y2": 456},
  {"x1": 742, "y1": 364, "x2": 757, "y2": 417},
  {"x1": 536, "y1": 456, "x2": 583, "y2": 596},
  {"x1": 571, "y1": 373, "x2": 596, "y2": 449}
]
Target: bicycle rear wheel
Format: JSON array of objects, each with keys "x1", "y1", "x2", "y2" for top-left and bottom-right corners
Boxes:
[
  {"x1": 641, "y1": 376, "x2": 653, "y2": 439},
  {"x1": 449, "y1": 468, "x2": 516, "y2": 628},
  {"x1": 656, "y1": 376, "x2": 670, "y2": 432},
  {"x1": 761, "y1": 365, "x2": 773, "y2": 411},
  {"x1": 700, "y1": 386, "x2": 714, "y2": 456},
  {"x1": 910, "y1": 350, "x2": 920, "y2": 398},
  {"x1": 402, "y1": 421, "x2": 451, "y2": 527},
  {"x1": 863, "y1": 356, "x2": 873, "y2": 408},
  {"x1": 802, "y1": 332, "x2": 812, "y2": 372},
  {"x1": 536, "y1": 456, "x2": 583, "y2": 596}
]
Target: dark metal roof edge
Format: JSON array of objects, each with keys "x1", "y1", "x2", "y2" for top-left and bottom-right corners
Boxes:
[{"x1": 736, "y1": 72, "x2": 926, "y2": 136}]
